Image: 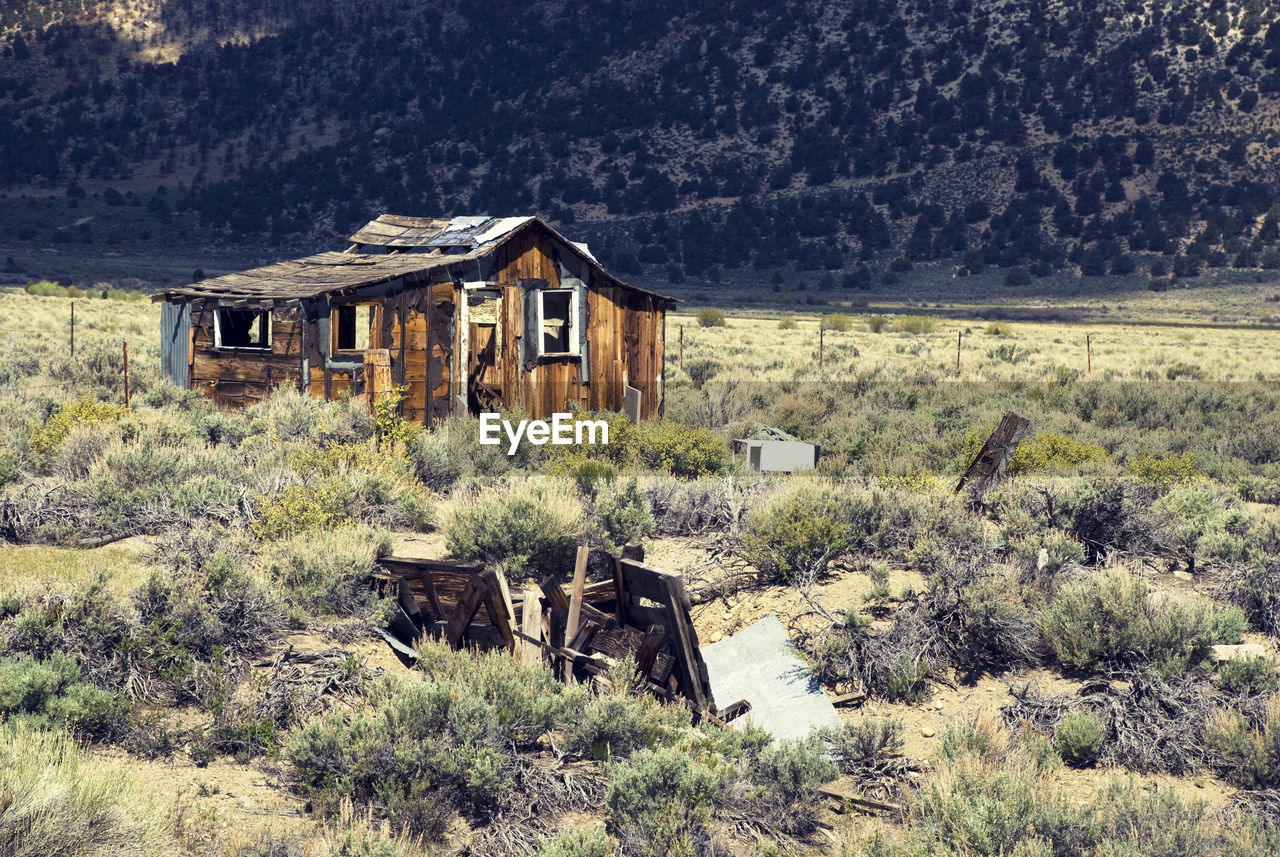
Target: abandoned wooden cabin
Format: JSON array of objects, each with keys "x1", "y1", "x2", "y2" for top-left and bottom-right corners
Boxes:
[{"x1": 154, "y1": 215, "x2": 673, "y2": 423}]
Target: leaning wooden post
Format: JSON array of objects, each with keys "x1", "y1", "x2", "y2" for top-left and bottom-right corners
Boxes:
[
  {"x1": 679, "y1": 325, "x2": 684, "y2": 373},
  {"x1": 566, "y1": 546, "x2": 589, "y2": 643},
  {"x1": 123, "y1": 340, "x2": 130, "y2": 408},
  {"x1": 1086, "y1": 333, "x2": 1092, "y2": 375},
  {"x1": 819, "y1": 322, "x2": 824, "y2": 371},
  {"x1": 70, "y1": 301, "x2": 75, "y2": 360},
  {"x1": 956, "y1": 330, "x2": 962, "y2": 372}
]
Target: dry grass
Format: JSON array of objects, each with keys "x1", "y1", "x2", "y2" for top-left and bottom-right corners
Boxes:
[
  {"x1": 668, "y1": 306, "x2": 1280, "y2": 385},
  {"x1": 0, "y1": 540, "x2": 153, "y2": 597},
  {"x1": 0, "y1": 722, "x2": 164, "y2": 857}
]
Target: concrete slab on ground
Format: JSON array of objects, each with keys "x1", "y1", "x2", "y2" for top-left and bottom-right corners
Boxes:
[{"x1": 701, "y1": 614, "x2": 842, "y2": 741}]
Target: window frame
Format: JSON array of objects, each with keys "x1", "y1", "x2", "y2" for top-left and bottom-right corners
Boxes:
[
  {"x1": 213, "y1": 308, "x2": 272, "y2": 351},
  {"x1": 536, "y1": 288, "x2": 579, "y2": 358},
  {"x1": 330, "y1": 301, "x2": 382, "y2": 355}
]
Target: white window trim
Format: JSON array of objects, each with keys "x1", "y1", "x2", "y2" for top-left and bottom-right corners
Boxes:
[
  {"x1": 537, "y1": 288, "x2": 579, "y2": 357},
  {"x1": 213, "y1": 308, "x2": 272, "y2": 350}
]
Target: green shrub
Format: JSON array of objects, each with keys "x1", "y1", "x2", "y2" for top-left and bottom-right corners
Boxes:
[
  {"x1": 27, "y1": 397, "x2": 127, "y2": 457},
  {"x1": 1007, "y1": 431, "x2": 1109, "y2": 475},
  {"x1": 695, "y1": 307, "x2": 726, "y2": 327},
  {"x1": 1217, "y1": 561, "x2": 1280, "y2": 638},
  {"x1": 866, "y1": 315, "x2": 889, "y2": 333},
  {"x1": 561, "y1": 680, "x2": 687, "y2": 761},
  {"x1": 259, "y1": 528, "x2": 388, "y2": 616},
  {"x1": 1217, "y1": 655, "x2": 1280, "y2": 696},
  {"x1": 740, "y1": 483, "x2": 873, "y2": 585},
  {"x1": 0, "y1": 723, "x2": 162, "y2": 857},
  {"x1": 895, "y1": 315, "x2": 937, "y2": 335},
  {"x1": 635, "y1": 420, "x2": 728, "y2": 479},
  {"x1": 1054, "y1": 711, "x2": 1103, "y2": 766},
  {"x1": 604, "y1": 747, "x2": 720, "y2": 857},
  {"x1": 777, "y1": 315, "x2": 798, "y2": 330},
  {"x1": 984, "y1": 321, "x2": 1013, "y2": 336},
  {"x1": 289, "y1": 643, "x2": 587, "y2": 836},
  {"x1": 1059, "y1": 477, "x2": 1170, "y2": 565},
  {"x1": 1039, "y1": 570, "x2": 1245, "y2": 676},
  {"x1": 24, "y1": 280, "x2": 70, "y2": 297},
  {"x1": 253, "y1": 479, "x2": 356, "y2": 541},
  {"x1": 683, "y1": 358, "x2": 720, "y2": 389},
  {"x1": 819, "y1": 718, "x2": 904, "y2": 776},
  {"x1": 1127, "y1": 451, "x2": 1203, "y2": 489},
  {"x1": 534, "y1": 827, "x2": 615, "y2": 857},
  {"x1": 444, "y1": 480, "x2": 583, "y2": 573},
  {"x1": 0, "y1": 652, "x2": 127, "y2": 739},
  {"x1": 1004, "y1": 266, "x2": 1032, "y2": 287},
  {"x1": 1205, "y1": 702, "x2": 1280, "y2": 789},
  {"x1": 885, "y1": 653, "x2": 931, "y2": 703},
  {"x1": 821, "y1": 312, "x2": 853, "y2": 332},
  {"x1": 593, "y1": 476, "x2": 655, "y2": 554},
  {"x1": 570, "y1": 459, "x2": 616, "y2": 494}
]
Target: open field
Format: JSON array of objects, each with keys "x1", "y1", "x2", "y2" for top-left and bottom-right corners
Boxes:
[{"x1": 4, "y1": 283, "x2": 1280, "y2": 857}]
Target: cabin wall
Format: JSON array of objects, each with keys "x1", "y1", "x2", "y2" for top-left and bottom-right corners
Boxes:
[
  {"x1": 586, "y1": 286, "x2": 664, "y2": 420},
  {"x1": 301, "y1": 282, "x2": 443, "y2": 426},
  {"x1": 486, "y1": 225, "x2": 664, "y2": 420},
  {"x1": 490, "y1": 225, "x2": 584, "y2": 418},
  {"x1": 189, "y1": 303, "x2": 303, "y2": 408}
]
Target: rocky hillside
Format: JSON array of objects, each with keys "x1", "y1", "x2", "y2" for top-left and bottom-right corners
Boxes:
[{"x1": 3, "y1": 0, "x2": 1280, "y2": 291}]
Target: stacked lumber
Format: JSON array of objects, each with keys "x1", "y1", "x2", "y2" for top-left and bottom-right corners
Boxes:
[{"x1": 372, "y1": 546, "x2": 719, "y2": 717}]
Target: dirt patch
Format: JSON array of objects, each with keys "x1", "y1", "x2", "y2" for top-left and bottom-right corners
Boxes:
[{"x1": 100, "y1": 746, "x2": 313, "y2": 857}]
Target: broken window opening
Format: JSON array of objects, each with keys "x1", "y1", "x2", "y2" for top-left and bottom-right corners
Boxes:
[
  {"x1": 333, "y1": 304, "x2": 379, "y2": 352},
  {"x1": 214, "y1": 309, "x2": 271, "y2": 349},
  {"x1": 539, "y1": 289, "x2": 575, "y2": 356}
]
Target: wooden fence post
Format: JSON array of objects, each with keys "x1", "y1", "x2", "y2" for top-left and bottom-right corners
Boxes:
[
  {"x1": 956, "y1": 330, "x2": 961, "y2": 372},
  {"x1": 819, "y1": 323, "x2": 824, "y2": 371},
  {"x1": 679, "y1": 325, "x2": 684, "y2": 373},
  {"x1": 123, "y1": 341, "x2": 130, "y2": 408},
  {"x1": 1086, "y1": 333, "x2": 1092, "y2": 375},
  {"x1": 70, "y1": 301, "x2": 75, "y2": 360}
]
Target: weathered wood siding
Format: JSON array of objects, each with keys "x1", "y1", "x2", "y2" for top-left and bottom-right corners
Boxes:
[
  {"x1": 190, "y1": 304, "x2": 303, "y2": 408},
  {"x1": 586, "y1": 286, "x2": 664, "y2": 420},
  {"x1": 182, "y1": 223, "x2": 663, "y2": 422},
  {"x1": 492, "y1": 225, "x2": 581, "y2": 417},
  {"x1": 490, "y1": 224, "x2": 663, "y2": 420}
]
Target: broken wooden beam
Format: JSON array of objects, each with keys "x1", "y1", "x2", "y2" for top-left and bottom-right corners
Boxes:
[
  {"x1": 484, "y1": 568, "x2": 517, "y2": 653},
  {"x1": 519, "y1": 587, "x2": 543, "y2": 667},
  {"x1": 817, "y1": 783, "x2": 904, "y2": 817},
  {"x1": 566, "y1": 545, "x2": 589, "y2": 641},
  {"x1": 955, "y1": 411, "x2": 1031, "y2": 496},
  {"x1": 444, "y1": 571, "x2": 492, "y2": 648}
]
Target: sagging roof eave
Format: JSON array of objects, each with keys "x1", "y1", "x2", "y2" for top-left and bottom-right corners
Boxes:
[
  {"x1": 527, "y1": 217, "x2": 679, "y2": 305},
  {"x1": 154, "y1": 216, "x2": 677, "y2": 305}
]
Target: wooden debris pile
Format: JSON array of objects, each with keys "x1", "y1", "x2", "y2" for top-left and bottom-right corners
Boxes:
[{"x1": 373, "y1": 546, "x2": 723, "y2": 718}]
